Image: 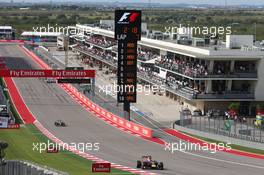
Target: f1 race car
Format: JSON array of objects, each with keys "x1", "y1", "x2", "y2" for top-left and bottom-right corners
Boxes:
[
  {"x1": 54, "y1": 120, "x2": 66, "y2": 127},
  {"x1": 137, "y1": 156, "x2": 163, "y2": 170},
  {"x1": 46, "y1": 78, "x2": 57, "y2": 83}
]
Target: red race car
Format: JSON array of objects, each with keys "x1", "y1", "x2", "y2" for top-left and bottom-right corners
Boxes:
[{"x1": 137, "y1": 156, "x2": 163, "y2": 170}]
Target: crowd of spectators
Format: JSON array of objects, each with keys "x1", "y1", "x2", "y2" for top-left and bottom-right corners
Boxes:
[
  {"x1": 138, "y1": 67, "x2": 202, "y2": 97},
  {"x1": 234, "y1": 62, "x2": 256, "y2": 73},
  {"x1": 86, "y1": 36, "x2": 116, "y2": 48},
  {"x1": 156, "y1": 57, "x2": 208, "y2": 78},
  {"x1": 213, "y1": 62, "x2": 227, "y2": 75},
  {"x1": 138, "y1": 69, "x2": 165, "y2": 86},
  {"x1": 165, "y1": 75, "x2": 188, "y2": 90},
  {"x1": 74, "y1": 45, "x2": 115, "y2": 64},
  {"x1": 71, "y1": 38, "x2": 255, "y2": 101},
  {"x1": 74, "y1": 43, "x2": 204, "y2": 96},
  {"x1": 137, "y1": 50, "x2": 159, "y2": 61}
]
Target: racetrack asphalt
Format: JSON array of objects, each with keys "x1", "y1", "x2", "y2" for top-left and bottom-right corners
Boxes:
[{"x1": 1, "y1": 44, "x2": 264, "y2": 175}]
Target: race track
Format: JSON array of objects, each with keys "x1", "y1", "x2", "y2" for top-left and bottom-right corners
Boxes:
[{"x1": 1, "y1": 44, "x2": 264, "y2": 175}]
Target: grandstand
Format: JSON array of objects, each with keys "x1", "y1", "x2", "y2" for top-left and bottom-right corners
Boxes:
[
  {"x1": 0, "y1": 26, "x2": 15, "y2": 40},
  {"x1": 56, "y1": 24, "x2": 264, "y2": 116}
]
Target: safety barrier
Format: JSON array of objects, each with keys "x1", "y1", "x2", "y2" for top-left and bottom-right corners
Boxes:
[{"x1": 63, "y1": 84, "x2": 152, "y2": 138}]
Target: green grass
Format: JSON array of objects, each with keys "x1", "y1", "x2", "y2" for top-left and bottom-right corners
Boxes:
[
  {"x1": 0, "y1": 124, "x2": 135, "y2": 175},
  {"x1": 181, "y1": 131, "x2": 264, "y2": 155}
]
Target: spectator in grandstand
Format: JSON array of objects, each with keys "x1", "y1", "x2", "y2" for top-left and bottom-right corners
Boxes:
[{"x1": 86, "y1": 36, "x2": 116, "y2": 48}]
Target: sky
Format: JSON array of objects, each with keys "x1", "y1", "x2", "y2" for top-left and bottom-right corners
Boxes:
[{"x1": 1, "y1": 0, "x2": 264, "y2": 6}]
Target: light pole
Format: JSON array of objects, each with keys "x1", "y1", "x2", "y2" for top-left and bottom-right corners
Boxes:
[{"x1": 254, "y1": 22, "x2": 257, "y2": 42}]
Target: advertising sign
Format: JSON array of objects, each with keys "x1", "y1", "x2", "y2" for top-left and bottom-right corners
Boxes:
[
  {"x1": 0, "y1": 70, "x2": 95, "y2": 78},
  {"x1": 92, "y1": 163, "x2": 111, "y2": 173}
]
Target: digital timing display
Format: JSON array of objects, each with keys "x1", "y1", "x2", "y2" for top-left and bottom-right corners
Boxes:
[{"x1": 115, "y1": 10, "x2": 141, "y2": 103}]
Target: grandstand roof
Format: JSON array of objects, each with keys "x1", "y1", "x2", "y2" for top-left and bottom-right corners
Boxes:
[
  {"x1": 0, "y1": 26, "x2": 12, "y2": 30},
  {"x1": 75, "y1": 24, "x2": 264, "y2": 59}
]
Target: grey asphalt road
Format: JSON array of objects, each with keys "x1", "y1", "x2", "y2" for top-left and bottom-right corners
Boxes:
[{"x1": 0, "y1": 44, "x2": 264, "y2": 175}]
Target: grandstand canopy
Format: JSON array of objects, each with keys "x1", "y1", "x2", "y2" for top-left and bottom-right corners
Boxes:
[{"x1": 0, "y1": 26, "x2": 12, "y2": 30}]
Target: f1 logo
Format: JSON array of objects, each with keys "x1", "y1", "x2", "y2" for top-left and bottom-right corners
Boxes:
[
  {"x1": 118, "y1": 12, "x2": 140, "y2": 23},
  {"x1": 119, "y1": 12, "x2": 130, "y2": 22},
  {"x1": 115, "y1": 10, "x2": 141, "y2": 41}
]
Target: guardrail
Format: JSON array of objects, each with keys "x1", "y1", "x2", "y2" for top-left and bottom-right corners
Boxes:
[
  {"x1": 196, "y1": 92, "x2": 255, "y2": 99},
  {"x1": 0, "y1": 160, "x2": 68, "y2": 175},
  {"x1": 176, "y1": 112, "x2": 264, "y2": 143}
]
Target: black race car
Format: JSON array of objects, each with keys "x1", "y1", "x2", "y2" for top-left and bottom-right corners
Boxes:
[
  {"x1": 137, "y1": 156, "x2": 163, "y2": 170},
  {"x1": 54, "y1": 120, "x2": 66, "y2": 127},
  {"x1": 46, "y1": 78, "x2": 57, "y2": 83}
]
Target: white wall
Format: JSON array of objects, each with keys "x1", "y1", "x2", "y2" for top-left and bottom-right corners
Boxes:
[
  {"x1": 100, "y1": 20, "x2": 114, "y2": 29},
  {"x1": 226, "y1": 35, "x2": 253, "y2": 49}
]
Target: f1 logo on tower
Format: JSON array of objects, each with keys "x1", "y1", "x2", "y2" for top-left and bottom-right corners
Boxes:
[
  {"x1": 118, "y1": 12, "x2": 140, "y2": 24},
  {"x1": 115, "y1": 10, "x2": 142, "y2": 41}
]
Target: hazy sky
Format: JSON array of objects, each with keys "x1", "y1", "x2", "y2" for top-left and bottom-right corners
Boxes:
[{"x1": 2, "y1": 0, "x2": 264, "y2": 5}]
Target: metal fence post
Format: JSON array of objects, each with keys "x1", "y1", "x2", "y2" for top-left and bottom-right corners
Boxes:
[
  {"x1": 234, "y1": 121, "x2": 237, "y2": 138},
  {"x1": 199, "y1": 115, "x2": 202, "y2": 131},
  {"x1": 253, "y1": 124, "x2": 256, "y2": 141},
  {"x1": 213, "y1": 117, "x2": 216, "y2": 133},
  {"x1": 260, "y1": 127, "x2": 262, "y2": 142},
  {"x1": 240, "y1": 121, "x2": 243, "y2": 139},
  {"x1": 208, "y1": 117, "x2": 211, "y2": 133}
]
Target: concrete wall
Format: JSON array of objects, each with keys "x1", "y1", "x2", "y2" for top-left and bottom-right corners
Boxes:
[{"x1": 226, "y1": 35, "x2": 253, "y2": 49}]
